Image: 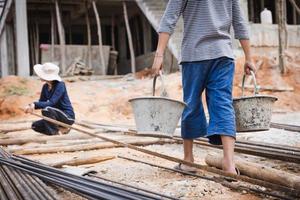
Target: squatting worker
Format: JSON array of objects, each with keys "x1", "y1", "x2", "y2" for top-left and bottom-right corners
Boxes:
[
  {"x1": 152, "y1": 0, "x2": 256, "y2": 173},
  {"x1": 24, "y1": 63, "x2": 75, "y2": 135}
]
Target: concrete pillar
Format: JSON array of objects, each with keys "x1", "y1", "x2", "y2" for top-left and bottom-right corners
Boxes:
[
  {"x1": 0, "y1": 26, "x2": 9, "y2": 77},
  {"x1": 15, "y1": 0, "x2": 30, "y2": 76}
]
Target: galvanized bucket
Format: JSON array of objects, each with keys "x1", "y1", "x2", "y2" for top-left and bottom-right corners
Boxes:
[
  {"x1": 233, "y1": 71, "x2": 277, "y2": 132},
  {"x1": 129, "y1": 72, "x2": 186, "y2": 137}
]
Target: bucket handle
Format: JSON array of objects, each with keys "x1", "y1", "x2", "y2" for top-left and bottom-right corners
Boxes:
[
  {"x1": 241, "y1": 70, "x2": 259, "y2": 96},
  {"x1": 152, "y1": 71, "x2": 168, "y2": 97}
]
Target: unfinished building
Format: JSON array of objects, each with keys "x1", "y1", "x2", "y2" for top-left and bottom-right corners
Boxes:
[{"x1": 0, "y1": 0, "x2": 299, "y2": 77}]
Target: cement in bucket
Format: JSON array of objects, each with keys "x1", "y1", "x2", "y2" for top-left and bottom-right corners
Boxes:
[
  {"x1": 129, "y1": 72, "x2": 186, "y2": 137},
  {"x1": 233, "y1": 71, "x2": 277, "y2": 132}
]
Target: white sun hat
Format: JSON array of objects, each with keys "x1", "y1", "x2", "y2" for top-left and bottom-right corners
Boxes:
[{"x1": 33, "y1": 62, "x2": 62, "y2": 81}]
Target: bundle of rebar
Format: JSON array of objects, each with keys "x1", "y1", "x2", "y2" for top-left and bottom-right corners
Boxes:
[
  {"x1": 0, "y1": 147, "x2": 58, "y2": 200},
  {"x1": 0, "y1": 147, "x2": 176, "y2": 200}
]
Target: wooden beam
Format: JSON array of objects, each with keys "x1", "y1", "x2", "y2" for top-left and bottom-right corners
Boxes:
[
  {"x1": 277, "y1": 0, "x2": 287, "y2": 74},
  {"x1": 123, "y1": 1, "x2": 135, "y2": 73},
  {"x1": 51, "y1": 8, "x2": 55, "y2": 61},
  {"x1": 85, "y1": 4, "x2": 92, "y2": 69},
  {"x1": 111, "y1": 15, "x2": 115, "y2": 50},
  {"x1": 50, "y1": 155, "x2": 115, "y2": 168},
  {"x1": 92, "y1": 0, "x2": 106, "y2": 75},
  {"x1": 55, "y1": 0, "x2": 67, "y2": 74},
  {"x1": 35, "y1": 22, "x2": 40, "y2": 64},
  {"x1": 205, "y1": 153, "x2": 300, "y2": 191},
  {"x1": 288, "y1": 0, "x2": 300, "y2": 15},
  {"x1": 0, "y1": 0, "x2": 13, "y2": 35}
]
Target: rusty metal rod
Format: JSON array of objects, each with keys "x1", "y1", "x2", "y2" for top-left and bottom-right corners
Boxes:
[
  {"x1": 88, "y1": 174, "x2": 178, "y2": 200},
  {"x1": 79, "y1": 121, "x2": 300, "y2": 163},
  {"x1": 196, "y1": 137, "x2": 300, "y2": 153},
  {"x1": 0, "y1": 156, "x2": 162, "y2": 200},
  {"x1": 118, "y1": 155, "x2": 296, "y2": 200},
  {"x1": 81, "y1": 120, "x2": 300, "y2": 153},
  {"x1": 0, "y1": 148, "x2": 57, "y2": 200},
  {"x1": 0, "y1": 183, "x2": 8, "y2": 200},
  {"x1": 0, "y1": 167, "x2": 21, "y2": 200},
  {"x1": 25, "y1": 111, "x2": 300, "y2": 196},
  {"x1": 271, "y1": 122, "x2": 300, "y2": 133},
  {"x1": 172, "y1": 138, "x2": 300, "y2": 164}
]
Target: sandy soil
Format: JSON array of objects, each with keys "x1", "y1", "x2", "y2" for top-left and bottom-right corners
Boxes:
[
  {"x1": 1, "y1": 55, "x2": 300, "y2": 123},
  {"x1": 1, "y1": 55, "x2": 300, "y2": 200}
]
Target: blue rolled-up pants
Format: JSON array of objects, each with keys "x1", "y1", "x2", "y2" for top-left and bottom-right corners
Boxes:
[{"x1": 181, "y1": 57, "x2": 236, "y2": 145}]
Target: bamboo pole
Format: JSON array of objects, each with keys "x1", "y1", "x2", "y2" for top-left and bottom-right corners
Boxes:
[
  {"x1": 35, "y1": 22, "x2": 40, "y2": 64},
  {"x1": 24, "y1": 111, "x2": 300, "y2": 194},
  {"x1": 50, "y1": 156, "x2": 115, "y2": 168},
  {"x1": 123, "y1": 1, "x2": 136, "y2": 73},
  {"x1": 12, "y1": 139, "x2": 166, "y2": 155},
  {"x1": 92, "y1": 0, "x2": 106, "y2": 75},
  {"x1": 277, "y1": 0, "x2": 287, "y2": 74},
  {"x1": 55, "y1": 0, "x2": 66, "y2": 74},
  {"x1": 51, "y1": 8, "x2": 55, "y2": 61},
  {"x1": 111, "y1": 15, "x2": 115, "y2": 50},
  {"x1": 288, "y1": 0, "x2": 300, "y2": 15},
  {"x1": 0, "y1": 134, "x2": 92, "y2": 145},
  {"x1": 85, "y1": 5, "x2": 92, "y2": 69},
  {"x1": 205, "y1": 153, "x2": 300, "y2": 191}
]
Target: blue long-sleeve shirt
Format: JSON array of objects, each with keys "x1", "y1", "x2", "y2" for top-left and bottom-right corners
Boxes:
[{"x1": 34, "y1": 81, "x2": 75, "y2": 119}]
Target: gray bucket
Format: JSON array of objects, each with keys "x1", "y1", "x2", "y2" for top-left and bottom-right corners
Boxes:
[
  {"x1": 129, "y1": 72, "x2": 186, "y2": 137},
  {"x1": 233, "y1": 71, "x2": 277, "y2": 132}
]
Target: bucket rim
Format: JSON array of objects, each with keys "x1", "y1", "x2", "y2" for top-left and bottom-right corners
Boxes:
[
  {"x1": 129, "y1": 96, "x2": 187, "y2": 106},
  {"x1": 233, "y1": 94, "x2": 278, "y2": 101}
]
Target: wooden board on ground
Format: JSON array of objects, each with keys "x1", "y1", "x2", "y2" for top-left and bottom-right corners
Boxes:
[{"x1": 50, "y1": 155, "x2": 115, "y2": 168}]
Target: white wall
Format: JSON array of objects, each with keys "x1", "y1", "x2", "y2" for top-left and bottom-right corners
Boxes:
[{"x1": 250, "y1": 24, "x2": 300, "y2": 47}]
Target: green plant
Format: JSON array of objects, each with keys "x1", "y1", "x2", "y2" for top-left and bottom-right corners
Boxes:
[{"x1": 3, "y1": 85, "x2": 29, "y2": 96}]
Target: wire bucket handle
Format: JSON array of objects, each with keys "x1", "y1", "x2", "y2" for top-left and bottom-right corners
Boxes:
[
  {"x1": 241, "y1": 70, "x2": 259, "y2": 96},
  {"x1": 152, "y1": 71, "x2": 168, "y2": 97}
]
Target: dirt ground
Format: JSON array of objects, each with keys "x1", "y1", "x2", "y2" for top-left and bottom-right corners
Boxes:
[
  {"x1": 1, "y1": 55, "x2": 300, "y2": 122},
  {"x1": 1, "y1": 55, "x2": 300, "y2": 199}
]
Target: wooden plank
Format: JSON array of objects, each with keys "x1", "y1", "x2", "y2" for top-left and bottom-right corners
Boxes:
[
  {"x1": 51, "y1": 8, "x2": 55, "y2": 60},
  {"x1": 11, "y1": 138, "x2": 170, "y2": 155},
  {"x1": 85, "y1": 5, "x2": 92, "y2": 69},
  {"x1": 277, "y1": 0, "x2": 287, "y2": 74},
  {"x1": 50, "y1": 155, "x2": 115, "y2": 168},
  {"x1": 0, "y1": 134, "x2": 92, "y2": 145},
  {"x1": 0, "y1": 0, "x2": 13, "y2": 35},
  {"x1": 288, "y1": 0, "x2": 300, "y2": 15},
  {"x1": 92, "y1": 1, "x2": 106, "y2": 75},
  {"x1": 55, "y1": 0, "x2": 66, "y2": 74},
  {"x1": 23, "y1": 111, "x2": 300, "y2": 195},
  {"x1": 123, "y1": 1, "x2": 136, "y2": 73}
]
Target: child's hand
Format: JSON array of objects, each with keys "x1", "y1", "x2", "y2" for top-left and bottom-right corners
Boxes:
[{"x1": 24, "y1": 103, "x2": 35, "y2": 113}]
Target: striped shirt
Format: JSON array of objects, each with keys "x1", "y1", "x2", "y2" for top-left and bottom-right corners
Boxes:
[{"x1": 158, "y1": 0, "x2": 249, "y2": 62}]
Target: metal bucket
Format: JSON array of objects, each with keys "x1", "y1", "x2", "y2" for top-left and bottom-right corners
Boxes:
[
  {"x1": 233, "y1": 71, "x2": 277, "y2": 132},
  {"x1": 129, "y1": 73, "x2": 186, "y2": 137}
]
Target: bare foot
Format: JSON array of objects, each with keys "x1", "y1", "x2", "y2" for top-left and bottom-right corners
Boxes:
[
  {"x1": 58, "y1": 127, "x2": 71, "y2": 135},
  {"x1": 174, "y1": 163, "x2": 197, "y2": 173},
  {"x1": 222, "y1": 158, "x2": 237, "y2": 175}
]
